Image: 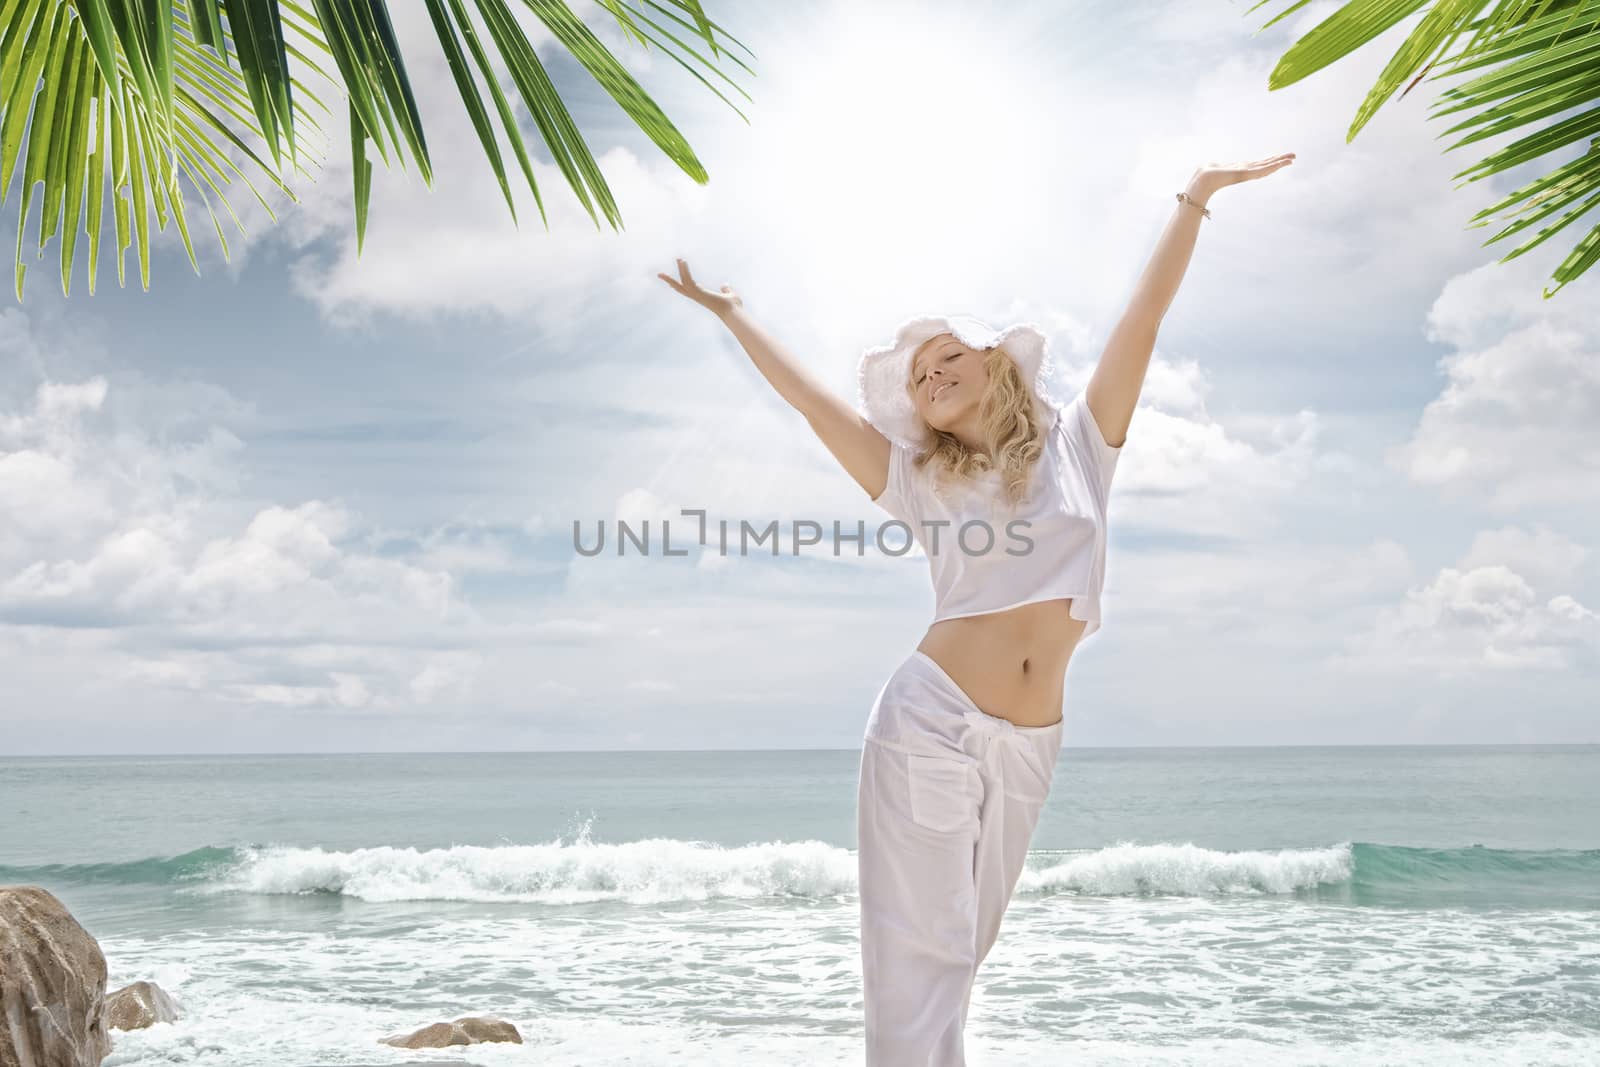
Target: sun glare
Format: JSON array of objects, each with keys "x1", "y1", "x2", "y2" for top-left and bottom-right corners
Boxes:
[{"x1": 740, "y1": 7, "x2": 1080, "y2": 318}]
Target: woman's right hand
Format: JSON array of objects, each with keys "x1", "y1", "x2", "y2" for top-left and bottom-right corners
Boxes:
[{"x1": 657, "y1": 257, "x2": 743, "y2": 317}]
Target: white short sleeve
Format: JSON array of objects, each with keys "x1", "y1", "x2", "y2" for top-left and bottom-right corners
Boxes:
[
  {"x1": 870, "y1": 439, "x2": 921, "y2": 526},
  {"x1": 1061, "y1": 389, "x2": 1123, "y2": 498}
]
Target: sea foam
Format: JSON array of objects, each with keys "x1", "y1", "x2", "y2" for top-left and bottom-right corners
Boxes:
[
  {"x1": 198, "y1": 832, "x2": 857, "y2": 904},
  {"x1": 185, "y1": 833, "x2": 1354, "y2": 904},
  {"x1": 1024, "y1": 841, "x2": 1354, "y2": 896}
]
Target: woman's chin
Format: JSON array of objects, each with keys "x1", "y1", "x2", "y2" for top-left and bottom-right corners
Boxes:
[{"x1": 922, "y1": 403, "x2": 973, "y2": 433}]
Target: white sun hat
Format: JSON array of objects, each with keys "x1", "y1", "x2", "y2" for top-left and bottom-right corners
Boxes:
[{"x1": 855, "y1": 313, "x2": 1064, "y2": 449}]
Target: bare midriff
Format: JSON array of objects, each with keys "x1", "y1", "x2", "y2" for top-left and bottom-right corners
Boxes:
[{"x1": 914, "y1": 598, "x2": 1085, "y2": 728}]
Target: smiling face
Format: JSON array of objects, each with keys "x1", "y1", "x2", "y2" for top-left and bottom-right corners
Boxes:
[{"x1": 908, "y1": 332, "x2": 991, "y2": 435}]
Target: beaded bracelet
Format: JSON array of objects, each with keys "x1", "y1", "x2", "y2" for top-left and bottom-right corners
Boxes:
[{"x1": 1176, "y1": 191, "x2": 1212, "y2": 220}]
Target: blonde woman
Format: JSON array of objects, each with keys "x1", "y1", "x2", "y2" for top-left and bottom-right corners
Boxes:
[{"x1": 658, "y1": 155, "x2": 1293, "y2": 1065}]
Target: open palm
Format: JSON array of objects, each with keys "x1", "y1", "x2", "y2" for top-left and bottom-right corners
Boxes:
[
  {"x1": 1195, "y1": 153, "x2": 1296, "y2": 191},
  {"x1": 657, "y1": 258, "x2": 742, "y2": 316}
]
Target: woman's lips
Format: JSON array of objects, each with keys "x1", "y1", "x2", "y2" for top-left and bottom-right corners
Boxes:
[{"x1": 932, "y1": 380, "x2": 957, "y2": 401}]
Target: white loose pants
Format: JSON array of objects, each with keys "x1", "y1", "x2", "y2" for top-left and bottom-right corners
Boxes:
[{"x1": 857, "y1": 650, "x2": 1064, "y2": 1066}]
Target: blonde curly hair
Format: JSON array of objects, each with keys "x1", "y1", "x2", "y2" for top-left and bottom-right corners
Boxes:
[{"x1": 902, "y1": 344, "x2": 1049, "y2": 509}]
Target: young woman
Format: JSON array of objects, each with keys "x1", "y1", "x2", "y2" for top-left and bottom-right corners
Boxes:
[{"x1": 659, "y1": 155, "x2": 1294, "y2": 1064}]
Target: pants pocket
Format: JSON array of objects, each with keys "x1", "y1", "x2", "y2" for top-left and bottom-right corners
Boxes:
[{"x1": 905, "y1": 754, "x2": 975, "y2": 835}]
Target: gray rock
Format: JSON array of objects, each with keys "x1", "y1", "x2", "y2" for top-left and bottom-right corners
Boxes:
[
  {"x1": 377, "y1": 1015, "x2": 523, "y2": 1048},
  {"x1": 105, "y1": 979, "x2": 181, "y2": 1030},
  {"x1": 0, "y1": 884, "x2": 113, "y2": 1067}
]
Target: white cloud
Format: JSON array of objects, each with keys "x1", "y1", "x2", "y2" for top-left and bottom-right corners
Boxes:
[
  {"x1": 527, "y1": 617, "x2": 610, "y2": 641},
  {"x1": 408, "y1": 525, "x2": 529, "y2": 576},
  {"x1": 1109, "y1": 399, "x2": 1321, "y2": 534},
  {"x1": 1458, "y1": 525, "x2": 1589, "y2": 591},
  {"x1": 1043, "y1": 350, "x2": 1326, "y2": 539},
  {"x1": 1549, "y1": 595, "x2": 1598, "y2": 624},
  {"x1": 221, "y1": 683, "x2": 329, "y2": 708},
  {"x1": 332, "y1": 672, "x2": 373, "y2": 709},
  {"x1": 1112, "y1": 537, "x2": 1415, "y2": 644},
  {"x1": 409, "y1": 653, "x2": 482, "y2": 704},
  {"x1": 1340, "y1": 525, "x2": 1600, "y2": 676},
  {"x1": 1392, "y1": 257, "x2": 1600, "y2": 510},
  {"x1": 0, "y1": 352, "x2": 474, "y2": 714}
]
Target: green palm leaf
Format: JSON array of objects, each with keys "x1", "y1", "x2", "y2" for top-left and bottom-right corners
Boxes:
[
  {"x1": 1252, "y1": 0, "x2": 1600, "y2": 297},
  {"x1": 0, "y1": 0, "x2": 753, "y2": 299}
]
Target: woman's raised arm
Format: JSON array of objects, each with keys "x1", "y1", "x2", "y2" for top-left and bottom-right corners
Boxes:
[
  {"x1": 657, "y1": 258, "x2": 893, "y2": 500},
  {"x1": 1089, "y1": 154, "x2": 1295, "y2": 448}
]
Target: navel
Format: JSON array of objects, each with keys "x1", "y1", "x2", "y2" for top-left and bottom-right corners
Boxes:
[{"x1": 1021, "y1": 657, "x2": 1030, "y2": 674}]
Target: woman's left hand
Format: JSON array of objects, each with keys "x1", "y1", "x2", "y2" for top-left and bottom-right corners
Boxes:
[{"x1": 1190, "y1": 153, "x2": 1295, "y2": 196}]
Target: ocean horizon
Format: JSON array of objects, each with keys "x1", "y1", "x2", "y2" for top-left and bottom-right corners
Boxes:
[{"x1": 17, "y1": 740, "x2": 1600, "y2": 755}]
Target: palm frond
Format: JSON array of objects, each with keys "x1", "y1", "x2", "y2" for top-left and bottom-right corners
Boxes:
[
  {"x1": 2, "y1": 0, "x2": 324, "y2": 298},
  {"x1": 1254, "y1": 0, "x2": 1600, "y2": 297},
  {"x1": 2, "y1": 0, "x2": 753, "y2": 299}
]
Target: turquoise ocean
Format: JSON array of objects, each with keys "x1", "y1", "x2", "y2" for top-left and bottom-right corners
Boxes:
[{"x1": 3, "y1": 745, "x2": 1598, "y2": 1066}]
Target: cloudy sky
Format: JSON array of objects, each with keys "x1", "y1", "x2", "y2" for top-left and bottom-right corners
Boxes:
[{"x1": 2, "y1": 0, "x2": 1596, "y2": 755}]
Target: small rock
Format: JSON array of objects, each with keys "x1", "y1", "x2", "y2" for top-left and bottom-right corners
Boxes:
[
  {"x1": 455, "y1": 1016, "x2": 521, "y2": 1044},
  {"x1": 106, "y1": 979, "x2": 181, "y2": 1030},
  {"x1": 378, "y1": 1015, "x2": 523, "y2": 1048},
  {"x1": 382, "y1": 1022, "x2": 463, "y2": 1049}
]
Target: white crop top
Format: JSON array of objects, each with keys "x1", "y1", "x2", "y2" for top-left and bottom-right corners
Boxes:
[{"x1": 870, "y1": 388, "x2": 1123, "y2": 640}]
